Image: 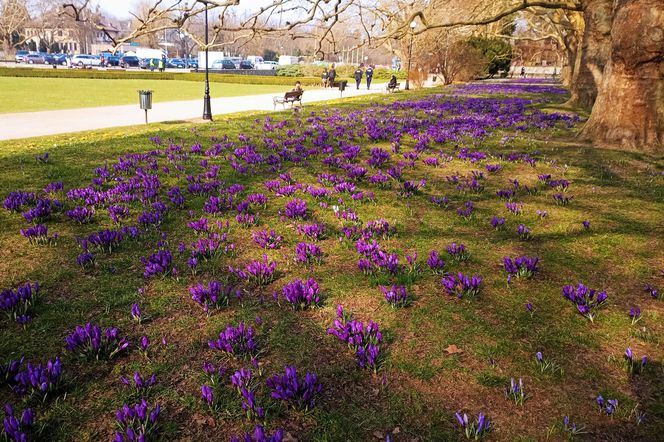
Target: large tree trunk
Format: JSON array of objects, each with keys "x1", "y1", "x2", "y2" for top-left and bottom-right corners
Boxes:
[
  {"x1": 567, "y1": 0, "x2": 613, "y2": 108},
  {"x1": 581, "y1": 0, "x2": 664, "y2": 152}
]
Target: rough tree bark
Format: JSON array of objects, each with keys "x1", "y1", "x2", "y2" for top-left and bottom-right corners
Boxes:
[
  {"x1": 581, "y1": 0, "x2": 664, "y2": 152},
  {"x1": 567, "y1": 0, "x2": 613, "y2": 107}
]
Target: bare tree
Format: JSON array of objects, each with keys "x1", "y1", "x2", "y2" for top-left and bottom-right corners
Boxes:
[
  {"x1": 0, "y1": 0, "x2": 30, "y2": 56},
  {"x1": 58, "y1": 0, "x2": 663, "y2": 151}
]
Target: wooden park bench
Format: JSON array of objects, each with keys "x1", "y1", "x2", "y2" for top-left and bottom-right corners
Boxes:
[
  {"x1": 273, "y1": 90, "x2": 303, "y2": 110},
  {"x1": 387, "y1": 83, "x2": 401, "y2": 93}
]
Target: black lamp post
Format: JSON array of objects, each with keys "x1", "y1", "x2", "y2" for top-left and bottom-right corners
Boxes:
[
  {"x1": 405, "y1": 20, "x2": 416, "y2": 90},
  {"x1": 201, "y1": 0, "x2": 212, "y2": 120}
]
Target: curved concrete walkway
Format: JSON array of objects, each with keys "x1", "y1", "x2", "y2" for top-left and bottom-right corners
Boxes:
[{"x1": 0, "y1": 82, "x2": 387, "y2": 141}]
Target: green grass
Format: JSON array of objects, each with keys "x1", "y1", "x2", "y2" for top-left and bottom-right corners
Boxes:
[
  {"x1": 0, "y1": 77, "x2": 286, "y2": 113},
  {"x1": 0, "y1": 87, "x2": 663, "y2": 441}
]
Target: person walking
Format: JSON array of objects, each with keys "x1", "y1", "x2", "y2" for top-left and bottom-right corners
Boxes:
[
  {"x1": 354, "y1": 65, "x2": 363, "y2": 90},
  {"x1": 321, "y1": 68, "x2": 329, "y2": 88},
  {"x1": 520, "y1": 66, "x2": 526, "y2": 78},
  {"x1": 159, "y1": 56, "x2": 165, "y2": 72},
  {"x1": 365, "y1": 64, "x2": 374, "y2": 90},
  {"x1": 328, "y1": 64, "x2": 337, "y2": 87}
]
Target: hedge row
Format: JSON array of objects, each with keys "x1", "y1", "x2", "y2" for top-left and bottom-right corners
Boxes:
[
  {"x1": 0, "y1": 68, "x2": 328, "y2": 86},
  {"x1": 276, "y1": 64, "x2": 408, "y2": 81}
]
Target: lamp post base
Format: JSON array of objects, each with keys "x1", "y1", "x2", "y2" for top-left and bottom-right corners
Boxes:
[
  {"x1": 405, "y1": 80, "x2": 410, "y2": 90},
  {"x1": 203, "y1": 95, "x2": 212, "y2": 120}
]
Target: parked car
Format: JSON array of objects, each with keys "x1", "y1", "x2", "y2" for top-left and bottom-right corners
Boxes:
[
  {"x1": 15, "y1": 50, "x2": 29, "y2": 63},
  {"x1": 71, "y1": 54, "x2": 101, "y2": 68},
  {"x1": 139, "y1": 58, "x2": 161, "y2": 69},
  {"x1": 119, "y1": 55, "x2": 140, "y2": 68},
  {"x1": 211, "y1": 59, "x2": 237, "y2": 70},
  {"x1": 239, "y1": 60, "x2": 254, "y2": 69},
  {"x1": 42, "y1": 53, "x2": 56, "y2": 65},
  {"x1": 167, "y1": 58, "x2": 186, "y2": 68},
  {"x1": 105, "y1": 55, "x2": 121, "y2": 66},
  {"x1": 24, "y1": 54, "x2": 47, "y2": 64},
  {"x1": 186, "y1": 58, "x2": 198, "y2": 69},
  {"x1": 256, "y1": 61, "x2": 278, "y2": 70},
  {"x1": 52, "y1": 54, "x2": 68, "y2": 65}
]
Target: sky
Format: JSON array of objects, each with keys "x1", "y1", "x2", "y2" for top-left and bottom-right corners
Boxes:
[
  {"x1": 93, "y1": 0, "x2": 275, "y2": 19},
  {"x1": 94, "y1": 0, "x2": 139, "y2": 19}
]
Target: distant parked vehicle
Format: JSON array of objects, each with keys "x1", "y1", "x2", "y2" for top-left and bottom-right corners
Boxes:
[
  {"x1": 71, "y1": 54, "x2": 101, "y2": 68},
  {"x1": 239, "y1": 60, "x2": 254, "y2": 70},
  {"x1": 15, "y1": 50, "x2": 29, "y2": 63},
  {"x1": 106, "y1": 55, "x2": 121, "y2": 66},
  {"x1": 167, "y1": 58, "x2": 186, "y2": 68},
  {"x1": 256, "y1": 61, "x2": 278, "y2": 70},
  {"x1": 119, "y1": 55, "x2": 140, "y2": 68},
  {"x1": 25, "y1": 54, "x2": 47, "y2": 64},
  {"x1": 186, "y1": 58, "x2": 198, "y2": 69},
  {"x1": 139, "y1": 58, "x2": 161, "y2": 69},
  {"x1": 211, "y1": 59, "x2": 237, "y2": 70},
  {"x1": 53, "y1": 54, "x2": 68, "y2": 65}
]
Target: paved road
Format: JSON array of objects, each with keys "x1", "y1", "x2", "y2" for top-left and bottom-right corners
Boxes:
[{"x1": 0, "y1": 83, "x2": 387, "y2": 141}]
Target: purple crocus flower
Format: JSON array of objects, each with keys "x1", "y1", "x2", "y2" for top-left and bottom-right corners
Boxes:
[
  {"x1": 131, "y1": 303, "x2": 141, "y2": 323},
  {"x1": 266, "y1": 366, "x2": 323, "y2": 411},
  {"x1": 281, "y1": 278, "x2": 321, "y2": 309}
]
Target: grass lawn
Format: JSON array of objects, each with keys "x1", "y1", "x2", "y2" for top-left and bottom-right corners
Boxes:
[
  {"x1": 0, "y1": 77, "x2": 286, "y2": 113},
  {"x1": 0, "y1": 85, "x2": 663, "y2": 441}
]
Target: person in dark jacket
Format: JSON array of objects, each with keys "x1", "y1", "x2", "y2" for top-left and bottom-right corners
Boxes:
[
  {"x1": 321, "y1": 68, "x2": 329, "y2": 88},
  {"x1": 365, "y1": 65, "x2": 374, "y2": 90},
  {"x1": 387, "y1": 74, "x2": 397, "y2": 91},
  {"x1": 328, "y1": 64, "x2": 337, "y2": 87},
  {"x1": 354, "y1": 65, "x2": 363, "y2": 90}
]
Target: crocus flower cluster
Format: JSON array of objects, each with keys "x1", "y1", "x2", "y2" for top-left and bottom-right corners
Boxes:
[
  {"x1": 505, "y1": 201, "x2": 523, "y2": 215},
  {"x1": 230, "y1": 425, "x2": 284, "y2": 442},
  {"x1": 66, "y1": 206, "x2": 95, "y2": 223},
  {"x1": 266, "y1": 366, "x2": 323, "y2": 411},
  {"x1": 454, "y1": 412, "x2": 491, "y2": 440},
  {"x1": 252, "y1": 230, "x2": 283, "y2": 249},
  {"x1": 596, "y1": 395, "x2": 618, "y2": 415},
  {"x1": 2, "y1": 404, "x2": 35, "y2": 442},
  {"x1": 294, "y1": 242, "x2": 323, "y2": 265},
  {"x1": 113, "y1": 400, "x2": 161, "y2": 442},
  {"x1": 381, "y1": 285, "x2": 411, "y2": 308},
  {"x1": 0, "y1": 282, "x2": 39, "y2": 324},
  {"x1": 141, "y1": 249, "x2": 174, "y2": 278},
  {"x1": 189, "y1": 281, "x2": 239, "y2": 314},
  {"x1": 3, "y1": 191, "x2": 35, "y2": 212},
  {"x1": 232, "y1": 255, "x2": 277, "y2": 286},
  {"x1": 427, "y1": 250, "x2": 446, "y2": 274},
  {"x1": 297, "y1": 223, "x2": 327, "y2": 240},
  {"x1": 208, "y1": 322, "x2": 258, "y2": 357},
  {"x1": 120, "y1": 371, "x2": 157, "y2": 395},
  {"x1": 281, "y1": 278, "x2": 321, "y2": 309},
  {"x1": 283, "y1": 198, "x2": 308, "y2": 219},
  {"x1": 516, "y1": 224, "x2": 532, "y2": 240},
  {"x1": 64, "y1": 323, "x2": 129, "y2": 360},
  {"x1": 490, "y1": 216, "x2": 506, "y2": 229},
  {"x1": 624, "y1": 347, "x2": 647, "y2": 374},
  {"x1": 562, "y1": 283, "x2": 608, "y2": 322},
  {"x1": 231, "y1": 368, "x2": 264, "y2": 419},
  {"x1": 503, "y1": 256, "x2": 539, "y2": 278},
  {"x1": 20, "y1": 224, "x2": 58, "y2": 245},
  {"x1": 11, "y1": 357, "x2": 62, "y2": 399},
  {"x1": 457, "y1": 201, "x2": 474, "y2": 219},
  {"x1": 327, "y1": 305, "x2": 382, "y2": 370},
  {"x1": 446, "y1": 242, "x2": 469, "y2": 261},
  {"x1": 505, "y1": 377, "x2": 526, "y2": 405},
  {"x1": 441, "y1": 273, "x2": 482, "y2": 298}
]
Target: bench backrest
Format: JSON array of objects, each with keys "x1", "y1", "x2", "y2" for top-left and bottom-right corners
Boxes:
[{"x1": 284, "y1": 91, "x2": 303, "y2": 99}]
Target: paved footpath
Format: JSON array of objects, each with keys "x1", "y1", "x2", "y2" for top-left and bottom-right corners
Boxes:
[{"x1": 0, "y1": 83, "x2": 387, "y2": 141}]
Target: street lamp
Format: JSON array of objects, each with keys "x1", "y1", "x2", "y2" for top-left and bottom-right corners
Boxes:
[
  {"x1": 199, "y1": 0, "x2": 212, "y2": 120},
  {"x1": 405, "y1": 20, "x2": 416, "y2": 90}
]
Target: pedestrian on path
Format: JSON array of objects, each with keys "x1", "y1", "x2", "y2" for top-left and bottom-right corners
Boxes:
[
  {"x1": 159, "y1": 56, "x2": 166, "y2": 72},
  {"x1": 365, "y1": 65, "x2": 374, "y2": 90},
  {"x1": 328, "y1": 64, "x2": 337, "y2": 87},
  {"x1": 321, "y1": 68, "x2": 329, "y2": 88},
  {"x1": 354, "y1": 65, "x2": 363, "y2": 90}
]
